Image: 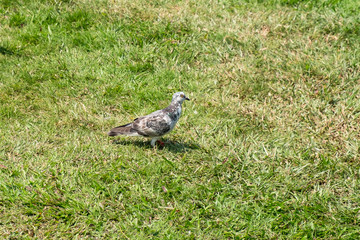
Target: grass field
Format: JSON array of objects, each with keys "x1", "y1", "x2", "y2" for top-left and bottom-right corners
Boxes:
[{"x1": 1, "y1": 0, "x2": 360, "y2": 238}]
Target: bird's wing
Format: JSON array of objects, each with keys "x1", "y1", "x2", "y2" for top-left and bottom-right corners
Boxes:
[{"x1": 132, "y1": 111, "x2": 171, "y2": 137}]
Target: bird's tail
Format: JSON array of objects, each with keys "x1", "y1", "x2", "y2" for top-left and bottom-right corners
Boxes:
[{"x1": 107, "y1": 123, "x2": 140, "y2": 137}]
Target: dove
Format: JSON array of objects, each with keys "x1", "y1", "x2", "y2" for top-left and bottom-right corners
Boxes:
[{"x1": 108, "y1": 92, "x2": 190, "y2": 146}]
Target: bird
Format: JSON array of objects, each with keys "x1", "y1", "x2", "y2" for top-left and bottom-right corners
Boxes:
[{"x1": 108, "y1": 92, "x2": 190, "y2": 147}]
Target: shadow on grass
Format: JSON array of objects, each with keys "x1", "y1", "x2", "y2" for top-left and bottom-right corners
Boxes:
[
  {"x1": 0, "y1": 46, "x2": 15, "y2": 55},
  {"x1": 112, "y1": 139, "x2": 200, "y2": 153}
]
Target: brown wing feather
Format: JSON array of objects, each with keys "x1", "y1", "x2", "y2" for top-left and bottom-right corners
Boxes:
[
  {"x1": 108, "y1": 123, "x2": 140, "y2": 136},
  {"x1": 132, "y1": 114, "x2": 171, "y2": 137},
  {"x1": 132, "y1": 117, "x2": 159, "y2": 137}
]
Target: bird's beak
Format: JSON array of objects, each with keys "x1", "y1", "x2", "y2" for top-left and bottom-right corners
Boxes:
[{"x1": 185, "y1": 97, "x2": 190, "y2": 101}]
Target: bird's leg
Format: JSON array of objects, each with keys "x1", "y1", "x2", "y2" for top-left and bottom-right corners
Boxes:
[
  {"x1": 150, "y1": 138, "x2": 159, "y2": 147},
  {"x1": 150, "y1": 138, "x2": 165, "y2": 147}
]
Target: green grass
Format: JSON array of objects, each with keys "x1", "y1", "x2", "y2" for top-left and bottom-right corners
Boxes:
[{"x1": 1, "y1": 0, "x2": 360, "y2": 238}]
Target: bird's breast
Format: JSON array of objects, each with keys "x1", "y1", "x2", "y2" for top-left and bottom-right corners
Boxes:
[{"x1": 169, "y1": 107, "x2": 181, "y2": 121}]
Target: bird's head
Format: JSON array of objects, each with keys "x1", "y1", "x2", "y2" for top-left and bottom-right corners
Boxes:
[{"x1": 172, "y1": 92, "x2": 190, "y2": 103}]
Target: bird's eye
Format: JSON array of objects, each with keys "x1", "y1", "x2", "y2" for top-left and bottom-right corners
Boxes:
[{"x1": 180, "y1": 94, "x2": 184, "y2": 98}]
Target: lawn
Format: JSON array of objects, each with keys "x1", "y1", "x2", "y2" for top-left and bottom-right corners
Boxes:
[{"x1": 1, "y1": 0, "x2": 360, "y2": 238}]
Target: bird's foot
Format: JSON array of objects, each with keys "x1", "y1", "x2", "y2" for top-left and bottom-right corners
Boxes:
[{"x1": 156, "y1": 140, "x2": 165, "y2": 147}]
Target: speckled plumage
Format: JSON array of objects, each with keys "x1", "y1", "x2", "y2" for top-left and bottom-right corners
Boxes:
[{"x1": 108, "y1": 92, "x2": 190, "y2": 146}]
